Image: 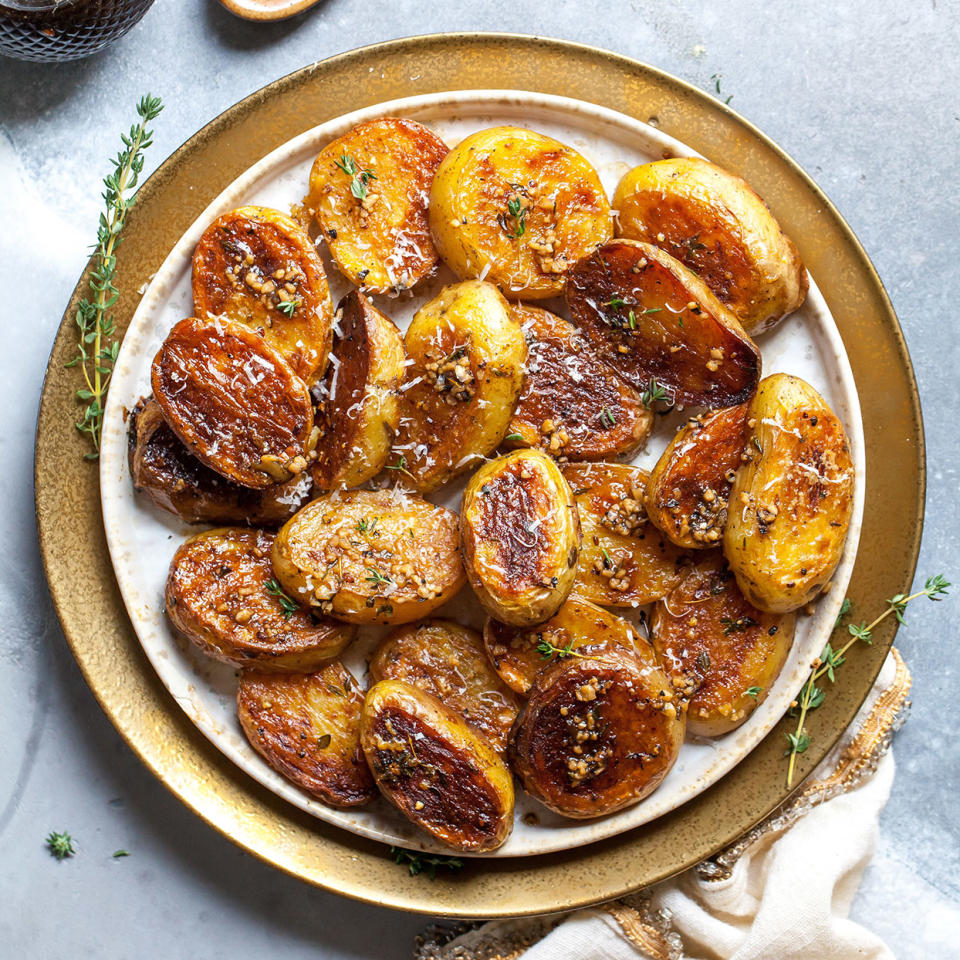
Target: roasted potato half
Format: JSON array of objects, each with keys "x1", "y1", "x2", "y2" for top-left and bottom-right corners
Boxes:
[
  {"x1": 483, "y1": 597, "x2": 647, "y2": 696},
  {"x1": 391, "y1": 280, "x2": 526, "y2": 492},
  {"x1": 152, "y1": 317, "x2": 315, "y2": 490},
  {"x1": 566, "y1": 240, "x2": 761, "y2": 407},
  {"x1": 306, "y1": 117, "x2": 449, "y2": 294},
  {"x1": 238, "y1": 662, "x2": 376, "y2": 807},
  {"x1": 166, "y1": 528, "x2": 355, "y2": 671},
  {"x1": 429, "y1": 126, "x2": 612, "y2": 300},
  {"x1": 311, "y1": 291, "x2": 405, "y2": 492},
  {"x1": 461, "y1": 449, "x2": 581, "y2": 627},
  {"x1": 369, "y1": 619, "x2": 519, "y2": 753},
  {"x1": 562, "y1": 462, "x2": 691, "y2": 607},
  {"x1": 360, "y1": 680, "x2": 515, "y2": 852},
  {"x1": 650, "y1": 555, "x2": 795, "y2": 737},
  {"x1": 192, "y1": 205, "x2": 335, "y2": 381},
  {"x1": 613, "y1": 158, "x2": 808, "y2": 335},
  {"x1": 645, "y1": 403, "x2": 749, "y2": 549},
  {"x1": 504, "y1": 304, "x2": 652, "y2": 461},
  {"x1": 724, "y1": 374, "x2": 855, "y2": 613},
  {"x1": 128, "y1": 398, "x2": 310, "y2": 526},
  {"x1": 271, "y1": 489, "x2": 465, "y2": 625},
  {"x1": 509, "y1": 649, "x2": 685, "y2": 818}
]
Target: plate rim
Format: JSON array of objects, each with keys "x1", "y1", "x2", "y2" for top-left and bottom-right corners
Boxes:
[{"x1": 35, "y1": 32, "x2": 925, "y2": 917}]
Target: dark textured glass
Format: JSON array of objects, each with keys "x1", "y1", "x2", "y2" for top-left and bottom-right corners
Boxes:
[{"x1": 0, "y1": 0, "x2": 154, "y2": 62}]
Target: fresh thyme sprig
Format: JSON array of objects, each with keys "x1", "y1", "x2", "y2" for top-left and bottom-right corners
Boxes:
[
  {"x1": 785, "y1": 573, "x2": 950, "y2": 786},
  {"x1": 335, "y1": 153, "x2": 377, "y2": 200},
  {"x1": 46, "y1": 831, "x2": 76, "y2": 861},
  {"x1": 365, "y1": 567, "x2": 393, "y2": 588},
  {"x1": 640, "y1": 377, "x2": 674, "y2": 410},
  {"x1": 277, "y1": 298, "x2": 300, "y2": 318},
  {"x1": 385, "y1": 455, "x2": 415, "y2": 479},
  {"x1": 536, "y1": 636, "x2": 609, "y2": 663},
  {"x1": 265, "y1": 578, "x2": 298, "y2": 619},
  {"x1": 65, "y1": 94, "x2": 163, "y2": 460},
  {"x1": 500, "y1": 193, "x2": 528, "y2": 239},
  {"x1": 389, "y1": 846, "x2": 463, "y2": 878}
]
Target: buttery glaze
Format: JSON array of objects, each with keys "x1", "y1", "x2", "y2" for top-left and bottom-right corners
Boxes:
[{"x1": 504, "y1": 303, "x2": 653, "y2": 461}]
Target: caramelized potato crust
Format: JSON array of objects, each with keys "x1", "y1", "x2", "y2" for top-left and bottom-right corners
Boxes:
[
  {"x1": 613, "y1": 158, "x2": 808, "y2": 335},
  {"x1": 651, "y1": 555, "x2": 795, "y2": 736},
  {"x1": 271, "y1": 489, "x2": 465, "y2": 625},
  {"x1": 645, "y1": 404, "x2": 749, "y2": 549},
  {"x1": 509, "y1": 649, "x2": 685, "y2": 818},
  {"x1": 166, "y1": 527, "x2": 355, "y2": 670},
  {"x1": 461, "y1": 449, "x2": 581, "y2": 626},
  {"x1": 311, "y1": 291, "x2": 405, "y2": 492},
  {"x1": 562, "y1": 462, "x2": 691, "y2": 607},
  {"x1": 238, "y1": 662, "x2": 376, "y2": 807},
  {"x1": 307, "y1": 117, "x2": 449, "y2": 294},
  {"x1": 128, "y1": 398, "x2": 310, "y2": 526},
  {"x1": 360, "y1": 680, "x2": 515, "y2": 851},
  {"x1": 369, "y1": 619, "x2": 519, "y2": 753},
  {"x1": 724, "y1": 374, "x2": 855, "y2": 613},
  {"x1": 192, "y1": 205, "x2": 335, "y2": 381},
  {"x1": 151, "y1": 317, "x2": 315, "y2": 490},
  {"x1": 430, "y1": 126, "x2": 612, "y2": 300},
  {"x1": 505, "y1": 304, "x2": 653, "y2": 461},
  {"x1": 565, "y1": 240, "x2": 761, "y2": 407}
]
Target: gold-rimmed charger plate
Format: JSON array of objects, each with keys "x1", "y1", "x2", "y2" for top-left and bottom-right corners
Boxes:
[{"x1": 35, "y1": 33, "x2": 924, "y2": 918}]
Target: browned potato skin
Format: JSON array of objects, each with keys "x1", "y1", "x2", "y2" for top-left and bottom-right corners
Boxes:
[
  {"x1": 562, "y1": 462, "x2": 691, "y2": 607},
  {"x1": 151, "y1": 317, "x2": 315, "y2": 490},
  {"x1": 645, "y1": 403, "x2": 749, "y2": 549},
  {"x1": 311, "y1": 291, "x2": 405, "y2": 492},
  {"x1": 360, "y1": 680, "x2": 515, "y2": 852},
  {"x1": 392, "y1": 280, "x2": 527, "y2": 492},
  {"x1": 429, "y1": 126, "x2": 613, "y2": 300},
  {"x1": 651, "y1": 555, "x2": 795, "y2": 736},
  {"x1": 565, "y1": 240, "x2": 761, "y2": 407},
  {"x1": 271, "y1": 489, "x2": 465, "y2": 626},
  {"x1": 307, "y1": 118, "x2": 449, "y2": 294},
  {"x1": 509, "y1": 649, "x2": 685, "y2": 818},
  {"x1": 483, "y1": 597, "x2": 648, "y2": 696},
  {"x1": 724, "y1": 374, "x2": 855, "y2": 613},
  {"x1": 504, "y1": 304, "x2": 653, "y2": 461},
  {"x1": 166, "y1": 528, "x2": 355, "y2": 670},
  {"x1": 369, "y1": 619, "x2": 519, "y2": 753},
  {"x1": 461, "y1": 449, "x2": 581, "y2": 627},
  {"x1": 613, "y1": 158, "x2": 808, "y2": 335},
  {"x1": 128, "y1": 398, "x2": 310, "y2": 526},
  {"x1": 192, "y1": 205, "x2": 335, "y2": 381},
  {"x1": 238, "y1": 662, "x2": 376, "y2": 807}
]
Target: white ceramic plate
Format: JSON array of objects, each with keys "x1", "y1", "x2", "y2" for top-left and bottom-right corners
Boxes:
[{"x1": 100, "y1": 90, "x2": 865, "y2": 858}]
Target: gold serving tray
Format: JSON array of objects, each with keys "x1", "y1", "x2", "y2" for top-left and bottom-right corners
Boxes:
[{"x1": 35, "y1": 34, "x2": 924, "y2": 918}]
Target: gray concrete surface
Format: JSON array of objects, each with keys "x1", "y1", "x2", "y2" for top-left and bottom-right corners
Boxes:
[{"x1": 1, "y1": 2, "x2": 958, "y2": 956}]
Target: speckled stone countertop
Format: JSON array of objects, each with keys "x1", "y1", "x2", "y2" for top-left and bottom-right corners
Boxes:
[{"x1": 1, "y1": 3, "x2": 957, "y2": 957}]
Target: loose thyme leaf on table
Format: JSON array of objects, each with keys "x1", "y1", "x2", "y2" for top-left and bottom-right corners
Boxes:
[
  {"x1": 46, "y1": 831, "x2": 76, "y2": 861},
  {"x1": 66, "y1": 93, "x2": 163, "y2": 460},
  {"x1": 785, "y1": 573, "x2": 951, "y2": 786}
]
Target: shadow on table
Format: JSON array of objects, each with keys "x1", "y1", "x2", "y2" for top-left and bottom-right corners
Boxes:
[
  {"x1": 0, "y1": 54, "x2": 99, "y2": 123},
  {"x1": 202, "y1": 0, "x2": 328, "y2": 53}
]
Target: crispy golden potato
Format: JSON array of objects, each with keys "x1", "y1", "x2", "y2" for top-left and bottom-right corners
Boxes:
[
  {"x1": 271, "y1": 489, "x2": 465, "y2": 625},
  {"x1": 128, "y1": 398, "x2": 310, "y2": 526},
  {"x1": 461, "y1": 449, "x2": 581, "y2": 626},
  {"x1": 724, "y1": 374, "x2": 855, "y2": 613},
  {"x1": 238, "y1": 662, "x2": 376, "y2": 807},
  {"x1": 391, "y1": 280, "x2": 526, "y2": 492},
  {"x1": 306, "y1": 117, "x2": 448, "y2": 294},
  {"x1": 311, "y1": 291, "x2": 405, "y2": 492},
  {"x1": 151, "y1": 317, "x2": 315, "y2": 490},
  {"x1": 360, "y1": 680, "x2": 515, "y2": 852},
  {"x1": 645, "y1": 404, "x2": 749, "y2": 549},
  {"x1": 429, "y1": 126, "x2": 612, "y2": 300},
  {"x1": 613, "y1": 158, "x2": 808, "y2": 335},
  {"x1": 369, "y1": 619, "x2": 519, "y2": 753},
  {"x1": 192, "y1": 205, "x2": 335, "y2": 381},
  {"x1": 483, "y1": 597, "x2": 647, "y2": 696},
  {"x1": 650, "y1": 555, "x2": 795, "y2": 736},
  {"x1": 504, "y1": 304, "x2": 653, "y2": 461},
  {"x1": 566, "y1": 240, "x2": 761, "y2": 407},
  {"x1": 165, "y1": 528, "x2": 355, "y2": 671},
  {"x1": 508, "y1": 649, "x2": 685, "y2": 818},
  {"x1": 561, "y1": 462, "x2": 691, "y2": 607}
]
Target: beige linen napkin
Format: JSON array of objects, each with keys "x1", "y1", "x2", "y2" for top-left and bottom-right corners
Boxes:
[{"x1": 417, "y1": 649, "x2": 910, "y2": 960}]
